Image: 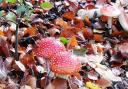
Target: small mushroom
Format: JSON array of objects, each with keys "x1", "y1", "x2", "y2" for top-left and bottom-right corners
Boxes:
[
  {"x1": 34, "y1": 38, "x2": 66, "y2": 59},
  {"x1": 118, "y1": 7, "x2": 128, "y2": 32},
  {"x1": 100, "y1": 4, "x2": 121, "y2": 34},
  {"x1": 50, "y1": 52, "x2": 81, "y2": 75}
]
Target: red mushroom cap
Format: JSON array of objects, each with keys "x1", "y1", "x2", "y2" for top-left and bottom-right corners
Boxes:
[
  {"x1": 34, "y1": 38, "x2": 66, "y2": 59},
  {"x1": 50, "y1": 52, "x2": 81, "y2": 75}
]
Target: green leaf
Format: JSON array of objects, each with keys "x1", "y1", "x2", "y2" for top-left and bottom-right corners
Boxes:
[
  {"x1": 0, "y1": 10, "x2": 4, "y2": 17},
  {"x1": 60, "y1": 37, "x2": 69, "y2": 45},
  {"x1": 17, "y1": 5, "x2": 27, "y2": 14},
  {"x1": 7, "y1": 0, "x2": 17, "y2": 3},
  {"x1": 40, "y1": 2, "x2": 53, "y2": 10},
  {"x1": 0, "y1": 0, "x2": 3, "y2": 3},
  {"x1": 6, "y1": 12, "x2": 16, "y2": 22}
]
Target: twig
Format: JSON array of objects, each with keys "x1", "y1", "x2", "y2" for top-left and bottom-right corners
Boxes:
[{"x1": 15, "y1": 18, "x2": 20, "y2": 61}]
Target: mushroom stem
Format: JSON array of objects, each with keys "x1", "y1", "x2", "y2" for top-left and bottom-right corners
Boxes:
[
  {"x1": 108, "y1": 17, "x2": 112, "y2": 34},
  {"x1": 45, "y1": 59, "x2": 50, "y2": 85},
  {"x1": 68, "y1": 77, "x2": 73, "y2": 89},
  {"x1": 118, "y1": 7, "x2": 128, "y2": 32}
]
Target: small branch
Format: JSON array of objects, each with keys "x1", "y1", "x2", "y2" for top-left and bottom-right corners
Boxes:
[
  {"x1": 67, "y1": 77, "x2": 73, "y2": 89},
  {"x1": 15, "y1": 18, "x2": 21, "y2": 61},
  {"x1": 22, "y1": 0, "x2": 26, "y2": 5}
]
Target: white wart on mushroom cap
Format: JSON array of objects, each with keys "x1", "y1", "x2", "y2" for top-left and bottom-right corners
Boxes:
[{"x1": 50, "y1": 52, "x2": 81, "y2": 75}]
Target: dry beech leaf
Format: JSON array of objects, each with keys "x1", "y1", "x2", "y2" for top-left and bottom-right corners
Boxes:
[
  {"x1": 84, "y1": 16, "x2": 91, "y2": 26},
  {"x1": 97, "y1": 0, "x2": 109, "y2": 5},
  {"x1": 96, "y1": 44, "x2": 104, "y2": 54},
  {"x1": 61, "y1": 27, "x2": 79, "y2": 38},
  {"x1": 82, "y1": 28, "x2": 93, "y2": 39},
  {"x1": 111, "y1": 30, "x2": 127, "y2": 37},
  {"x1": 0, "y1": 37, "x2": 10, "y2": 57},
  {"x1": 0, "y1": 84, "x2": 6, "y2": 89},
  {"x1": 46, "y1": 77, "x2": 67, "y2": 89},
  {"x1": 0, "y1": 2, "x2": 7, "y2": 8},
  {"x1": 26, "y1": 75, "x2": 37, "y2": 89},
  {"x1": 93, "y1": 34, "x2": 103, "y2": 42},
  {"x1": 55, "y1": 18, "x2": 69, "y2": 29},
  {"x1": 89, "y1": 63, "x2": 122, "y2": 81},
  {"x1": 67, "y1": 0, "x2": 79, "y2": 12},
  {"x1": 115, "y1": 42, "x2": 128, "y2": 54},
  {"x1": 4, "y1": 29, "x2": 14, "y2": 40},
  {"x1": 96, "y1": 78, "x2": 112, "y2": 89},
  {"x1": 62, "y1": 11, "x2": 75, "y2": 20},
  {"x1": 20, "y1": 53, "x2": 35, "y2": 67},
  {"x1": 48, "y1": 28, "x2": 60, "y2": 37},
  {"x1": 0, "y1": 58, "x2": 8, "y2": 80},
  {"x1": 100, "y1": 16, "x2": 108, "y2": 23},
  {"x1": 24, "y1": 27, "x2": 37, "y2": 36},
  {"x1": 67, "y1": 36, "x2": 78, "y2": 49},
  {"x1": 73, "y1": 18, "x2": 84, "y2": 29},
  {"x1": 0, "y1": 30, "x2": 4, "y2": 36}
]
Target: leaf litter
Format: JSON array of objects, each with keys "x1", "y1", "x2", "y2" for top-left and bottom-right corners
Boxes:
[{"x1": 0, "y1": 0, "x2": 127, "y2": 89}]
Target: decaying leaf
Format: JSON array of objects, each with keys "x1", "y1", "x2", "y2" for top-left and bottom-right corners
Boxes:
[
  {"x1": 46, "y1": 77, "x2": 67, "y2": 89},
  {"x1": 0, "y1": 37, "x2": 10, "y2": 57}
]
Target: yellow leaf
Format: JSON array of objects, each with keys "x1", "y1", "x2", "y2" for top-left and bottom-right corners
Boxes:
[{"x1": 86, "y1": 82, "x2": 101, "y2": 89}]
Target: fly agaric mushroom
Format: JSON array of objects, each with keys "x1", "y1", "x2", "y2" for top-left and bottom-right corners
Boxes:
[
  {"x1": 100, "y1": 4, "x2": 121, "y2": 34},
  {"x1": 50, "y1": 52, "x2": 81, "y2": 75},
  {"x1": 34, "y1": 38, "x2": 66, "y2": 59}
]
